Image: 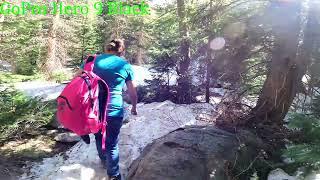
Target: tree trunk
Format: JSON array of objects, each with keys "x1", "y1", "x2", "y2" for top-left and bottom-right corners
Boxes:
[
  {"x1": 45, "y1": 1, "x2": 62, "y2": 78},
  {"x1": 205, "y1": 58, "x2": 211, "y2": 103},
  {"x1": 247, "y1": 0, "x2": 307, "y2": 126},
  {"x1": 136, "y1": 31, "x2": 144, "y2": 65},
  {"x1": 176, "y1": 0, "x2": 191, "y2": 104}
]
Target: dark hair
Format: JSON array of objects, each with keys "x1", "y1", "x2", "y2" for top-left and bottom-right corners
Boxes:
[{"x1": 105, "y1": 39, "x2": 125, "y2": 56}]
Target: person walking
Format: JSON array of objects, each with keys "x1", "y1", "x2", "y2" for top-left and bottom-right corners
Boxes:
[{"x1": 77, "y1": 39, "x2": 138, "y2": 180}]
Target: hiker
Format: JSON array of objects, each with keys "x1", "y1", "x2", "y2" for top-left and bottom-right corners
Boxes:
[{"x1": 76, "y1": 39, "x2": 138, "y2": 180}]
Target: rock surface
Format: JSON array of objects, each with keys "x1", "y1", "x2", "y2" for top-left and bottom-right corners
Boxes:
[
  {"x1": 54, "y1": 132, "x2": 81, "y2": 143},
  {"x1": 127, "y1": 126, "x2": 262, "y2": 180}
]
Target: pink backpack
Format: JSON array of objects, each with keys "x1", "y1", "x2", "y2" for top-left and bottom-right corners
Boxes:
[{"x1": 57, "y1": 55, "x2": 109, "y2": 150}]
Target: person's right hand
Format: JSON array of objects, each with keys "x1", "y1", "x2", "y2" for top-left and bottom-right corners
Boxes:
[
  {"x1": 126, "y1": 80, "x2": 138, "y2": 116},
  {"x1": 131, "y1": 106, "x2": 137, "y2": 115}
]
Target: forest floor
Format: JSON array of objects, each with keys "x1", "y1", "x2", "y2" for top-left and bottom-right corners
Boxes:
[
  {"x1": 0, "y1": 128, "x2": 77, "y2": 180},
  {"x1": 0, "y1": 73, "x2": 74, "y2": 179}
]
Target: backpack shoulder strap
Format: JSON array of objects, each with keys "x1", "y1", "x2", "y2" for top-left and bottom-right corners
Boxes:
[
  {"x1": 83, "y1": 54, "x2": 97, "y2": 72},
  {"x1": 85, "y1": 55, "x2": 95, "y2": 63}
]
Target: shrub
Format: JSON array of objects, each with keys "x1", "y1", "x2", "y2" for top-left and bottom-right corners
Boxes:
[
  {"x1": 51, "y1": 71, "x2": 70, "y2": 83},
  {"x1": 0, "y1": 72, "x2": 41, "y2": 84},
  {"x1": 284, "y1": 114, "x2": 320, "y2": 168},
  {"x1": 311, "y1": 95, "x2": 320, "y2": 118},
  {"x1": 0, "y1": 87, "x2": 55, "y2": 142}
]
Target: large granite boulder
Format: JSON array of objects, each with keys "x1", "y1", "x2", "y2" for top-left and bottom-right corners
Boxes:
[{"x1": 127, "y1": 126, "x2": 262, "y2": 180}]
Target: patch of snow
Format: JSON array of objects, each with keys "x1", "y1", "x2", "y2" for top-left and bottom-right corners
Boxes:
[
  {"x1": 241, "y1": 96, "x2": 258, "y2": 107},
  {"x1": 20, "y1": 101, "x2": 215, "y2": 180},
  {"x1": 195, "y1": 95, "x2": 222, "y2": 104},
  {"x1": 14, "y1": 81, "x2": 66, "y2": 101},
  {"x1": 302, "y1": 74, "x2": 310, "y2": 84},
  {"x1": 210, "y1": 88, "x2": 226, "y2": 96},
  {"x1": 268, "y1": 168, "x2": 296, "y2": 180},
  {"x1": 131, "y1": 65, "x2": 153, "y2": 86},
  {"x1": 14, "y1": 66, "x2": 155, "y2": 101},
  {"x1": 268, "y1": 168, "x2": 320, "y2": 180},
  {"x1": 282, "y1": 157, "x2": 295, "y2": 164},
  {"x1": 305, "y1": 171, "x2": 320, "y2": 180}
]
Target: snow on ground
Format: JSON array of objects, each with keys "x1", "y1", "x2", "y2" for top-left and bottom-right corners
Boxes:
[
  {"x1": 131, "y1": 65, "x2": 153, "y2": 86},
  {"x1": 20, "y1": 101, "x2": 215, "y2": 180},
  {"x1": 14, "y1": 66, "x2": 153, "y2": 101},
  {"x1": 14, "y1": 81, "x2": 66, "y2": 101},
  {"x1": 267, "y1": 168, "x2": 320, "y2": 180},
  {"x1": 131, "y1": 65, "x2": 178, "y2": 86}
]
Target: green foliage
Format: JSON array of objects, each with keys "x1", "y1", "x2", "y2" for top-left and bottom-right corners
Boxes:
[
  {"x1": 311, "y1": 95, "x2": 320, "y2": 118},
  {"x1": 283, "y1": 113, "x2": 320, "y2": 173},
  {"x1": 287, "y1": 114, "x2": 320, "y2": 139},
  {"x1": 0, "y1": 16, "x2": 45, "y2": 75},
  {"x1": 51, "y1": 71, "x2": 71, "y2": 83},
  {"x1": 138, "y1": 78, "x2": 175, "y2": 103},
  {"x1": 279, "y1": 90, "x2": 320, "y2": 176},
  {"x1": 0, "y1": 72, "x2": 42, "y2": 84},
  {"x1": 242, "y1": 56, "x2": 267, "y2": 95},
  {"x1": 148, "y1": 7, "x2": 179, "y2": 63},
  {"x1": 0, "y1": 88, "x2": 55, "y2": 142}
]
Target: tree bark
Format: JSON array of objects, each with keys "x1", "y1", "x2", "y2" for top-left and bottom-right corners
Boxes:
[
  {"x1": 247, "y1": 0, "x2": 307, "y2": 126},
  {"x1": 44, "y1": 0, "x2": 62, "y2": 78},
  {"x1": 134, "y1": 31, "x2": 144, "y2": 65}
]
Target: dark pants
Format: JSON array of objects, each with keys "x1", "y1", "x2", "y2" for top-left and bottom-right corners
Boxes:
[{"x1": 95, "y1": 116, "x2": 123, "y2": 177}]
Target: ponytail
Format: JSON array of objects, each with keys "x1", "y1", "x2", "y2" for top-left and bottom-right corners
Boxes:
[{"x1": 105, "y1": 39, "x2": 125, "y2": 56}]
